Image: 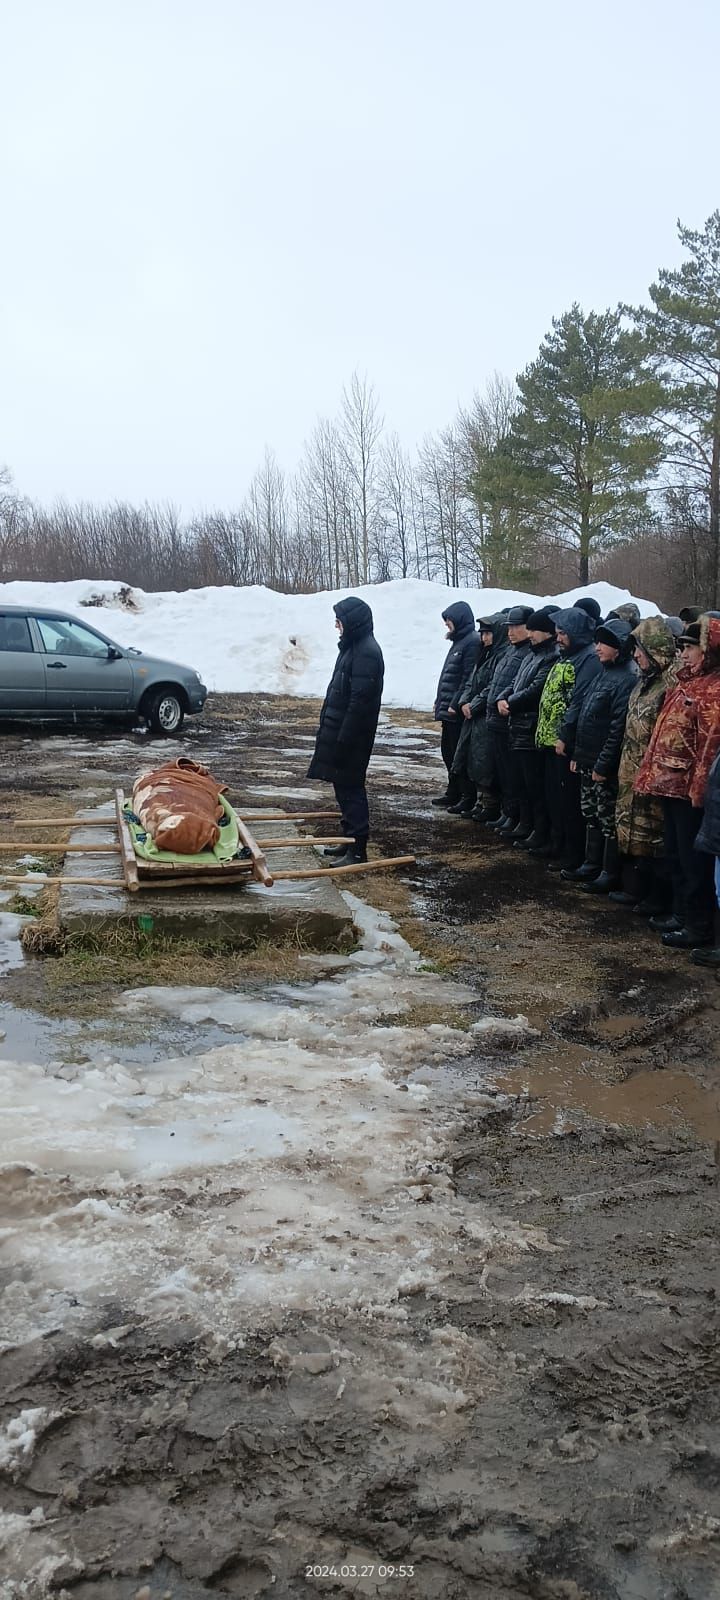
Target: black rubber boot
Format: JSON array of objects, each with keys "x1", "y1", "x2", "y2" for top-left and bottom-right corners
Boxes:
[
  {"x1": 325, "y1": 840, "x2": 368, "y2": 868},
  {"x1": 447, "y1": 798, "x2": 474, "y2": 816},
  {"x1": 608, "y1": 862, "x2": 643, "y2": 907},
  {"x1": 561, "y1": 827, "x2": 603, "y2": 882},
  {"x1": 431, "y1": 791, "x2": 454, "y2": 807},
  {"x1": 472, "y1": 799, "x2": 501, "y2": 823},
  {"x1": 584, "y1": 836, "x2": 621, "y2": 894},
  {"x1": 662, "y1": 925, "x2": 714, "y2": 949},
  {"x1": 690, "y1": 946, "x2": 720, "y2": 968},
  {"x1": 323, "y1": 841, "x2": 353, "y2": 857},
  {"x1": 649, "y1": 912, "x2": 682, "y2": 932},
  {"x1": 495, "y1": 816, "x2": 518, "y2": 837},
  {"x1": 486, "y1": 813, "x2": 510, "y2": 831}
]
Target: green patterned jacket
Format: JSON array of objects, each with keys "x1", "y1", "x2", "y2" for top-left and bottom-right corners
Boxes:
[{"x1": 536, "y1": 659, "x2": 576, "y2": 748}]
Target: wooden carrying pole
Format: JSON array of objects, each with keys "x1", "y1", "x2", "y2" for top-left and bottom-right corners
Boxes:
[
  {"x1": 0, "y1": 873, "x2": 121, "y2": 889},
  {"x1": 272, "y1": 855, "x2": 416, "y2": 881},
  {"x1": 256, "y1": 835, "x2": 350, "y2": 850},
  {"x1": 0, "y1": 842, "x2": 121, "y2": 854}
]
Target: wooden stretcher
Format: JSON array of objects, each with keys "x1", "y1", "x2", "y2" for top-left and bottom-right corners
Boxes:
[{"x1": 2, "y1": 790, "x2": 415, "y2": 893}]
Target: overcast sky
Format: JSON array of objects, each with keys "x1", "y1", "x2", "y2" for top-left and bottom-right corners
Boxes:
[{"x1": 1, "y1": 0, "x2": 718, "y2": 511}]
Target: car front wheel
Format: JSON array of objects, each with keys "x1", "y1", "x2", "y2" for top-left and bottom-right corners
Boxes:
[{"x1": 144, "y1": 689, "x2": 185, "y2": 736}]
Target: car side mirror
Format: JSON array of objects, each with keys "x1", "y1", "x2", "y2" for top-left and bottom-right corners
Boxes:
[{"x1": 107, "y1": 645, "x2": 122, "y2": 660}]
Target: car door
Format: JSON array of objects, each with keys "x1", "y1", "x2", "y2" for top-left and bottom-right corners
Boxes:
[
  {"x1": 0, "y1": 612, "x2": 47, "y2": 711},
  {"x1": 32, "y1": 616, "x2": 134, "y2": 712}
]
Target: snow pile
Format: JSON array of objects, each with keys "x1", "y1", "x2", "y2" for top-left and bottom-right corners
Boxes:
[
  {"x1": 0, "y1": 898, "x2": 553, "y2": 1348},
  {"x1": 0, "y1": 575, "x2": 657, "y2": 708},
  {"x1": 0, "y1": 1410, "x2": 58, "y2": 1477}
]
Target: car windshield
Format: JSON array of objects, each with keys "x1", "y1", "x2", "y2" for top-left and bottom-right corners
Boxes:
[{"x1": 35, "y1": 617, "x2": 113, "y2": 658}]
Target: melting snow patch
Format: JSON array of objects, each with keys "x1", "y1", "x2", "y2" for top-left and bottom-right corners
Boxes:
[{"x1": 0, "y1": 894, "x2": 554, "y2": 1347}]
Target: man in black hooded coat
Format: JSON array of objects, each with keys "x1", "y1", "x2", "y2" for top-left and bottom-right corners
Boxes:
[
  {"x1": 307, "y1": 597, "x2": 384, "y2": 865},
  {"x1": 432, "y1": 601, "x2": 481, "y2": 806}
]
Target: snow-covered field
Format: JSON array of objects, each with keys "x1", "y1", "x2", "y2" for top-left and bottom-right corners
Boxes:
[{"x1": 0, "y1": 576, "x2": 657, "y2": 708}]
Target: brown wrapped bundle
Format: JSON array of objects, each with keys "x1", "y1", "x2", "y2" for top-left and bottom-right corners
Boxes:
[{"x1": 132, "y1": 758, "x2": 229, "y2": 855}]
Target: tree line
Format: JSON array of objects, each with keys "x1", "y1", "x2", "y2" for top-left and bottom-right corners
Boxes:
[{"x1": 2, "y1": 211, "x2": 719, "y2": 609}]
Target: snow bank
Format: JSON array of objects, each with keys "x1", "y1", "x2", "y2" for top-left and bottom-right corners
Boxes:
[{"x1": 0, "y1": 575, "x2": 657, "y2": 708}]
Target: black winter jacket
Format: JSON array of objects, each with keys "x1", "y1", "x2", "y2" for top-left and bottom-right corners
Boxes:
[
  {"x1": 695, "y1": 754, "x2": 720, "y2": 856},
  {"x1": 507, "y1": 637, "x2": 560, "y2": 750},
  {"x1": 573, "y1": 620, "x2": 636, "y2": 776},
  {"x1": 457, "y1": 616, "x2": 509, "y2": 716},
  {"x1": 434, "y1": 602, "x2": 481, "y2": 721},
  {"x1": 449, "y1": 619, "x2": 508, "y2": 786},
  {"x1": 486, "y1": 639, "x2": 532, "y2": 732},
  {"x1": 307, "y1": 598, "x2": 384, "y2": 786},
  {"x1": 554, "y1": 607, "x2": 603, "y2": 753}
]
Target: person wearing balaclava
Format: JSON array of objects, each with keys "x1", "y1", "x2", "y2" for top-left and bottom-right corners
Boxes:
[{"x1": 307, "y1": 597, "x2": 384, "y2": 866}]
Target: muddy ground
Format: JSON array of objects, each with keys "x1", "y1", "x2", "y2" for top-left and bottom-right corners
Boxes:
[{"x1": 1, "y1": 695, "x2": 719, "y2": 1600}]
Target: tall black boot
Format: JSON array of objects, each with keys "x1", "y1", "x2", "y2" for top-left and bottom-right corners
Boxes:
[
  {"x1": 561, "y1": 826, "x2": 603, "y2": 882},
  {"x1": 583, "y1": 835, "x2": 621, "y2": 894}
]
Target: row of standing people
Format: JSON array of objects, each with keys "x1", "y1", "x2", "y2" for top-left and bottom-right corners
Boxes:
[{"x1": 433, "y1": 598, "x2": 720, "y2": 966}]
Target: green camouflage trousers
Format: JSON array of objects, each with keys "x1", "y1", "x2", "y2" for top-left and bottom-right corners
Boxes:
[{"x1": 580, "y1": 767, "x2": 619, "y2": 839}]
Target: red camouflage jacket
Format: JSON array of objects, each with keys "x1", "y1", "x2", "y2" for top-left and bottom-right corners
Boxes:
[{"x1": 634, "y1": 615, "x2": 720, "y2": 809}]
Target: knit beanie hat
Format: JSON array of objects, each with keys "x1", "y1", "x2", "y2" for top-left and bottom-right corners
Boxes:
[
  {"x1": 574, "y1": 597, "x2": 602, "y2": 622},
  {"x1": 526, "y1": 609, "x2": 557, "y2": 634}
]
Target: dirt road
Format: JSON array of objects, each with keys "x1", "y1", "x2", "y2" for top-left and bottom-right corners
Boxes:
[{"x1": 1, "y1": 697, "x2": 718, "y2": 1600}]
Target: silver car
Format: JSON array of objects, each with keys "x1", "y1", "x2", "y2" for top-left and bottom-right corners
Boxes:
[{"x1": 0, "y1": 605, "x2": 207, "y2": 734}]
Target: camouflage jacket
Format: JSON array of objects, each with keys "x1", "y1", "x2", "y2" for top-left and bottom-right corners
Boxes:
[
  {"x1": 616, "y1": 617, "x2": 676, "y2": 856},
  {"x1": 635, "y1": 616, "x2": 720, "y2": 810}
]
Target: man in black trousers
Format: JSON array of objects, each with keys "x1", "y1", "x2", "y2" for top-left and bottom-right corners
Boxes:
[
  {"x1": 307, "y1": 597, "x2": 384, "y2": 866},
  {"x1": 431, "y1": 602, "x2": 481, "y2": 807}
]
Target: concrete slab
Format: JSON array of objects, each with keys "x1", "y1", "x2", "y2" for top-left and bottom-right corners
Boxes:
[{"x1": 58, "y1": 807, "x2": 355, "y2": 951}]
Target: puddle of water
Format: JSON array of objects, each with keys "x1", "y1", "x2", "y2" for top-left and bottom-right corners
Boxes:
[
  {"x1": 0, "y1": 1002, "x2": 261, "y2": 1068},
  {"x1": 495, "y1": 1048, "x2": 720, "y2": 1143}
]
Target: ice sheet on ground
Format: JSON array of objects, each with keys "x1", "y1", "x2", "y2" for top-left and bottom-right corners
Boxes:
[
  {"x1": 0, "y1": 913, "x2": 30, "y2": 974},
  {"x1": 0, "y1": 897, "x2": 554, "y2": 1351}
]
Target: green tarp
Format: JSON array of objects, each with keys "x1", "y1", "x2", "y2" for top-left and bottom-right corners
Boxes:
[{"x1": 123, "y1": 793, "x2": 244, "y2": 868}]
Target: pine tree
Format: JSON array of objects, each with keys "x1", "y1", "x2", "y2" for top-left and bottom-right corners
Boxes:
[
  {"x1": 629, "y1": 211, "x2": 720, "y2": 606},
  {"x1": 497, "y1": 305, "x2": 662, "y2": 584}
]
